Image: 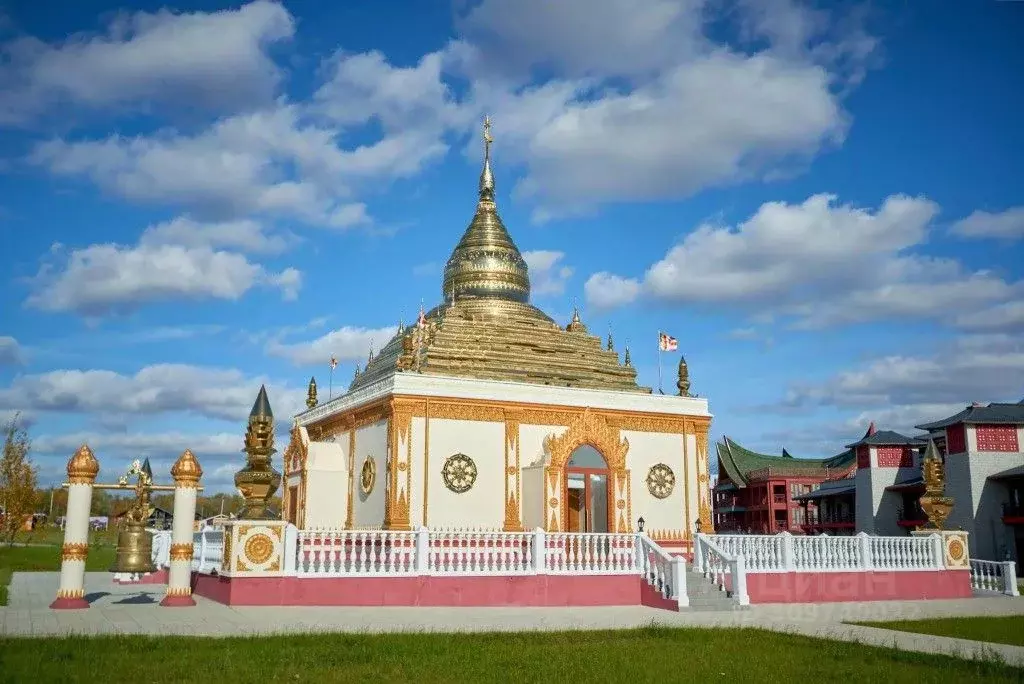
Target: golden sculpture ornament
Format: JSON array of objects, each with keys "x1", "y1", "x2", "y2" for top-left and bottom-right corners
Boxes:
[
  {"x1": 646, "y1": 463, "x2": 676, "y2": 499},
  {"x1": 442, "y1": 454, "x2": 478, "y2": 494},
  {"x1": 360, "y1": 456, "x2": 377, "y2": 495},
  {"x1": 948, "y1": 537, "x2": 965, "y2": 562},
  {"x1": 170, "y1": 448, "x2": 203, "y2": 488},
  {"x1": 66, "y1": 444, "x2": 100, "y2": 484},
  {"x1": 244, "y1": 533, "x2": 275, "y2": 565},
  {"x1": 169, "y1": 543, "x2": 194, "y2": 562},
  {"x1": 61, "y1": 542, "x2": 89, "y2": 562}
]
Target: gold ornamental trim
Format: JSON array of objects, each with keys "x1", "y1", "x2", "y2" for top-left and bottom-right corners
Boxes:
[
  {"x1": 55, "y1": 588, "x2": 85, "y2": 600},
  {"x1": 221, "y1": 529, "x2": 233, "y2": 572},
  {"x1": 61, "y1": 542, "x2": 89, "y2": 562},
  {"x1": 165, "y1": 586, "x2": 192, "y2": 597},
  {"x1": 244, "y1": 533, "x2": 274, "y2": 565},
  {"x1": 310, "y1": 394, "x2": 711, "y2": 441},
  {"x1": 169, "y1": 543, "x2": 194, "y2": 562},
  {"x1": 66, "y1": 445, "x2": 100, "y2": 484}
]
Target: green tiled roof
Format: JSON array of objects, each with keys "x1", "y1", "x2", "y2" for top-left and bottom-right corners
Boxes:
[{"x1": 715, "y1": 437, "x2": 856, "y2": 488}]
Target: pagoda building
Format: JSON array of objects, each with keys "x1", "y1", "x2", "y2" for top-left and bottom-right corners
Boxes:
[{"x1": 283, "y1": 119, "x2": 713, "y2": 536}]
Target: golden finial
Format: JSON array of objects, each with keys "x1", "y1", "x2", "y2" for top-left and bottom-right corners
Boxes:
[
  {"x1": 67, "y1": 444, "x2": 100, "y2": 484},
  {"x1": 566, "y1": 306, "x2": 587, "y2": 333},
  {"x1": 624, "y1": 345, "x2": 632, "y2": 367},
  {"x1": 677, "y1": 356, "x2": 692, "y2": 397},
  {"x1": 479, "y1": 115, "x2": 495, "y2": 196},
  {"x1": 367, "y1": 346, "x2": 374, "y2": 363},
  {"x1": 607, "y1": 328, "x2": 614, "y2": 351},
  {"x1": 171, "y1": 449, "x2": 203, "y2": 488},
  {"x1": 353, "y1": 362, "x2": 361, "y2": 378},
  {"x1": 306, "y1": 376, "x2": 318, "y2": 409}
]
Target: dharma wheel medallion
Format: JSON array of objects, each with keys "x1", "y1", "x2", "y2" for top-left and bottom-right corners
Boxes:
[
  {"x1": 646, "y1": 464, "x2": 675, "y2": 499},
  {"x1": 442, "y1": 454, "x2": 477, "y2": 493},
  {"x1": 244, "y1": 533, "x2": 274, "y2": 566},
  {"x1": 360, "y1": 456, "x2": 376, "y2": 495}
]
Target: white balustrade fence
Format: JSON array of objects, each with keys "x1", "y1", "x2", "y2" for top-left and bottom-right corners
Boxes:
[
  {"x1": 970, "y1": 559, "x2": 1020, "y2": 596},
  {"x1": 695, "y1": 531, "x2": 943, "y2": 575},
  {"x1": 192, "y1": 528, "x2": 224, "y2": 573},
  {"x1": 294, "y1": 528, "x2": 641, "y2": 578}
]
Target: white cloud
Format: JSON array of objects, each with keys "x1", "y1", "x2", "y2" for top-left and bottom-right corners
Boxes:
[
  {"x1": 0, "y1": 0, "x2": 294, "y2": 126},
  {"x1": 26, "y1": 242, "x2": 300, "y2": 315},
  {"x1": 448, "y1": 0, "x2": 869, "y2": 217},
  {"x1": 783, "y1": 333, "x2": 1024, "y2": 416},
  {"x1": 266, "y1": 325, "x2": 400, "y2": 366},
  {"x1": 586, "y1": 193, "x2": 1023, "y2": 328},
  {"x1": 955, "y1": 301, "x2": 1024, "y2": 333},
  {"x1": 523, "y1": 250, "x2": 573, "y2": 296},
  {"x1": 951, "y1": 207, "x2": 1024, "y2": 241},
  {"x1": 585, "y1": 272, "x2": 642, "y2": 310},
  {"x1": 0, "y1": 336, "x2": 22, "y2": 365},
  {"x1": 139, "y1": 216, "x2": 294, "y2": 255},
  {"x1": 0, "y1": 363, "x2": 303, "y2": 423}
]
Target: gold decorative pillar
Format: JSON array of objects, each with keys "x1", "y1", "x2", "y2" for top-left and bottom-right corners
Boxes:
[
  {"x1": 503, "y1": 412, "x2": 523, "y2": 531},
  {"x1": 161, "y1": 450, "x2": 202, "y2": 607},
  {"x1": 51, "y1": 445, "x2": 99, "y2": 609},
  {"x1": 694, "y1": 420, "x2": 714, "y2": 533},
  {"x1": 384, "y1": 402, "x2": 412, "y2": 530}
]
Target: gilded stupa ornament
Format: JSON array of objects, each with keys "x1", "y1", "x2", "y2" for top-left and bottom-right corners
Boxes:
[
  {"x1": 234, "y1": 385, "x2": 282, "y2": 520},
  {"x1": 566, "y1": 307, "x2": 587, "y2": 333},
  {"x1": 624, "y1": 346, "x2": 632, "y2": 367},
  {"x1": 919, "y1": 439, "x2": 954, "y2": 530},
  {"x1": 677, "y1": 356, "x2": 692, "y2": 397},
  {"x1": 67, "y1": 444, "x2": 100, "y2": 484},
  {"x1": 170, "y1": 449, "x2": 203, "y2": 489},
  {"x1": 306, "y1": 376, "x2": 318, "y2": 409},
  {"x1": 607, "y1": 330, "x2": 614, "y2": 351}
]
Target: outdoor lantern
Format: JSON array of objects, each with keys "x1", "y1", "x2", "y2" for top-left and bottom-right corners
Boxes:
[
  {"x1": 637, "y1": 517, "x2": 645, "y2": 532},
  {"x1": 694, "y1": 519, "x2": 701, "y2": 534}
]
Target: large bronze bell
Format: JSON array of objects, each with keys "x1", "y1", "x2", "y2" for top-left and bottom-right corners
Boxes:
[{"x1": 110, "y1": 521, "x2": 156, "y2": 574}]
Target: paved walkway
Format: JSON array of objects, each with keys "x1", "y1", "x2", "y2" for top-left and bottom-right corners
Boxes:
[{"x1": 3, "y1": 573, "x2": 1023, "y2": 667}]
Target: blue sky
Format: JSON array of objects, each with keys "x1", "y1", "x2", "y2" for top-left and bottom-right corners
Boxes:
[{"x1": 1, "y1": 0, "x2": 1022, "y2": 491}]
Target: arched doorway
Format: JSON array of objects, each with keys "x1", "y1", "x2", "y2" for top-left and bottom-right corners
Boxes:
[{"x1": 565, "y1": 445, "x2": 610, "y2": 533}]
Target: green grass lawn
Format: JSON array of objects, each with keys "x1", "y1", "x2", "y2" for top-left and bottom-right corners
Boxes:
[
  {"x1": 0, "y1": 628, "x2": 1019, "y2": 684},
  {"x1": 0, "y1": 529, "x2": 118, "y2": 606},
  {"x1": 854, "y1": 616, "x2": 1024, "y2": 648}
]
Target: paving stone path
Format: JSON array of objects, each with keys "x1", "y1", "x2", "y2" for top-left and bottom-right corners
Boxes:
[{"x1": 3, "y1": 572, "x2": 1023, "y2": 667}]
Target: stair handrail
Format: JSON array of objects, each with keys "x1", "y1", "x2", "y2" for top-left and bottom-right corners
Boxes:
[
  {"x1": 636, "y1": 532, "x2": 688, "y2": 609},
  {"x1": 694, "y1": 532, "x2": 749, "y2": 606}
]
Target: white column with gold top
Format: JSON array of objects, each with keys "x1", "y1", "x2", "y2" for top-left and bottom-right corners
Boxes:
[
  {"x1": 160, "y1": 449, "x2": 202, "y2": 607},
  {"x1": 50, "y1": 445, "x2": 99, "y2": 609}
]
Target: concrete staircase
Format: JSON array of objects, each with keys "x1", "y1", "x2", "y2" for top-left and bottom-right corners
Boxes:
[{"x1": 685, "y1": 569, "x2": 747, "y2": 611}]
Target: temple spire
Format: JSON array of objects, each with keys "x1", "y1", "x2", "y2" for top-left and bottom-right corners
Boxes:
[{"x1": 480, "y1": 115, "x2": 494, "y2": 198}]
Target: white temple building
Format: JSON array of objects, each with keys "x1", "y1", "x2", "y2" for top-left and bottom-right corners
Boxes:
[{"x1": 282, "y1": 121, "x2": 713, "y2": 538}]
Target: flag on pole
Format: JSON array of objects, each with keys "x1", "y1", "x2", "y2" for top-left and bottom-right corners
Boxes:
[
  {"x1": 417, "y1": 303, "x2": 427, "y2": 329},
  {"x1": 329, "y1": 356, "x2": 338, "y2": 370},
  {"x1": 658, "y1": 332, "x2": 678, "y2": 352}
]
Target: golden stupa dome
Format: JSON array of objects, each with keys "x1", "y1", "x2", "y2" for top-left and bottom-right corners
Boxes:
[
  {"x1": 171, "y1": 448, "x2": 203, "y2": 487},
  {"x1": 67, "y1": 444, "x2": 100, "y2": 483},
  {"x1": 440, "y1": 117, "x2": 550, "y2": 323}
]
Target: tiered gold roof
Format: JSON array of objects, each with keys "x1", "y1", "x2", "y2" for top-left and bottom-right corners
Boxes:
[{"x1": 351, "y1": 118, "x2": 649, "y2": 394}]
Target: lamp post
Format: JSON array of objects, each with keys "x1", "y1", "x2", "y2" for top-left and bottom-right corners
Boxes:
[{"x1": 637, "y1": 517, "x2": 645, "y2": 533}]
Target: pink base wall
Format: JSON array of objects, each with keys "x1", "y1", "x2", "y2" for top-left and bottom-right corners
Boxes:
[
  {"x1": 744, "y1": 570, "x2": 972, "y2": 603},
  {"x1": 191, "y1": 573, "x2": 673, "y2": 609}
]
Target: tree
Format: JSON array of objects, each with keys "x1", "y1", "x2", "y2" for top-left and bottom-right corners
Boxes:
[{"x1": 1, "y1": 414, "x2": 38, "y2": 545}]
